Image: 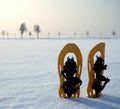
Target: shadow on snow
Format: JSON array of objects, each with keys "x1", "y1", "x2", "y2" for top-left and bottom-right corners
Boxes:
[{"x1": 69, "y1": 94, "x2": 120, "y2": 109}]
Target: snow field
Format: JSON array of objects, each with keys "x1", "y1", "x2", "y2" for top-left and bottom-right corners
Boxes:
[{"x1": 0, "y1": 39, "x2": 120, "y2": 109}]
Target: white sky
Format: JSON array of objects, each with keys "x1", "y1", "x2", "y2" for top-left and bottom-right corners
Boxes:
[{"x1": 0, "y1": 0, "x2": 120, "y2": 37}]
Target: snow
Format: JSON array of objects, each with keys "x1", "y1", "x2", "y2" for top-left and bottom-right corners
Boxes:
[{"x1": 0, "y1": 39, "x2": 120, "y2": 109}]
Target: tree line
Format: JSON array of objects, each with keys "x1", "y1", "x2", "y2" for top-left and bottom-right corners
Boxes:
[{"x1": 0, "y1": 23, "x2": 118, "y2": 39}]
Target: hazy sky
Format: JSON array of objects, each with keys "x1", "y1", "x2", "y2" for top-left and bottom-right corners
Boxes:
[{"x1": 0, "y1": 0, "x2": 120, "y2": 37}]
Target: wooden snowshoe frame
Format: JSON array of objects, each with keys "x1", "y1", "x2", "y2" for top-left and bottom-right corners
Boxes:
[
  {"x1": 58, "y1": 43, "x2": 82, "y2": 98},
  {"x1": 87, "y1": 42, "x2": 105, "y2": 98}
]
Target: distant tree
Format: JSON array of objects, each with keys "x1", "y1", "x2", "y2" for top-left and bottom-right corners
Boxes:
[
  {"x1": 100, "y1": 32, "x2": 103, "y2": 35},
  {"x1": 58, "y1": 32, "x2": 61, "y2": 38},
  {"x1": 6, "y1": 32, "x2": 9, "y2": 38},
  {"x1": 19, "y1": 23, "x2": 27, "y2": 39},
  {"x1": 86, "y1": 31, "x2": 89, "y2": 36},
  {"x1": 6, "y1": 32, "x2": 9, "y2": 36},
  {"x1": 112, "y1": 30, "x2": 116, "y2": 36},
  {"x1": 34, "y1": 25, "x2": 40, "y2": 39},
  {"x1": 28, "y1": 31, "x2": 32, "y2": 38},
  {"x1": 48, "y1": 32, "x2": 50, "y2": 38},
  {"x1": 1, "y1": 30, "x2": 5, "y2": 38},
  {"x1": 74, "y1": 32, "x2": 76, "y2": 36}
]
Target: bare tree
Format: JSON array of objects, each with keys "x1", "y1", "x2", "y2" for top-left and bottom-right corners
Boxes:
[
  {"x1": 19, "y1": 23, "x2": 27, "y2": 39},
  {"x1": 1, "y1": 30, "x2": 5, "y2": 38},
  {"x1": 74, "y1": 32, "x2": 76, "y2": 36},
  {"x1": 28, "y1": 31, "x2": 32, "y2": 38},
  {"x1": 6, "y1": 32, "x2": 9, "y2": 38},
  {"x1": 48, "y1": 32, "x2": 50, "y2": 38},
  {"x1": 86, "y1": 31, "x2": 89, "y2": 36},
  {"x1": 112, "y1": 30, "x2": 116, "y2": 36},
  {"x1": 58, "y1": 32, "x2": 61, "y2": 38},
  {"x1": 34, "y1": 25, "x2": 40, "y2": 39}
]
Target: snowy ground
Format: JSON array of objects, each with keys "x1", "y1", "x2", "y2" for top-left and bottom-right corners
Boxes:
[{"x1": 0, "y1": 39, "x2": 120, "y2": 109}]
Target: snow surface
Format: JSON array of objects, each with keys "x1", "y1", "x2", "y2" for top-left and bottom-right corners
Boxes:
[{"x1": 0, "y1": 39, "x2": 120, "y2": 109}]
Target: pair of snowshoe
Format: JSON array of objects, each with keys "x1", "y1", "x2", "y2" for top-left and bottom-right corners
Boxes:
[{"x1": 58, "y1": 42, "x2": 110, "y2": 98}]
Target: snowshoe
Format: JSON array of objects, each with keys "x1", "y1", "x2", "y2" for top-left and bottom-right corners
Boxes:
[
  {"x1": 87, "y1": 42, "x2": 105, "y2": 98},
  {"x1": 58, "y1": 43, "x2": 82, "y2": 98}
]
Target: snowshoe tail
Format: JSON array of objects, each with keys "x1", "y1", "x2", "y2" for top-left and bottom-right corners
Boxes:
[
  {"x1": 103, "y1": 78, "x2": 110, "y2": 87},
  {"x1": 58, "y1": 43, "x2": 82, "y2": 98},
  {"x1": 87, "y1": 42, "x2": 105, "y2": 98}
]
